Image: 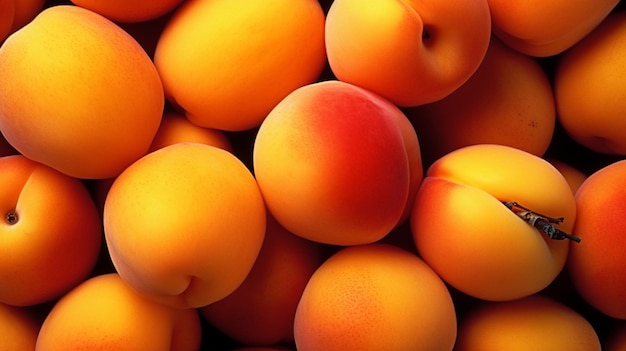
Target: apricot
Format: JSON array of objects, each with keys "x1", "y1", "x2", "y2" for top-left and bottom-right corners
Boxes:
[
  {"x1": 554, "y1": 11, "x2": 626, "y2": 155},
  {"x1": 548, "y1": 159, "x2": 588, "y2": 195},
  {"x1": 293, "y1": 243, "x2": 457, "y2": 351},
  {"x1": 253, "y1": 80, "x2": 412, "y2": 245},
  {"x1": 568, "y1": 159, "x2": 626, "y2": 319},
  {"x1": 407, "y1": 37, "x2": 555, "y2": 166},
  {"x1": 0, "y1": 303, "x2": 41, "y2": 350},
  {"x1": 71, "y1": 0, "x2": 184, "y2": 22},
  {"x1": 455, "y1": 295, "x2": 601, "y2": 350},
  {"x1": 35, "y1": 273, "x2": 201, "y2": 351},
  {"x1": 325, "y1": 0, "x2": 491, "y2": 106},
  {"x1": 103, "y1": 142, "x2": 266, "y2": 309},
  {"x1": 154, "y1": 0, "x2": 327, "y2": 131},
  {"x1": 0, "y1": 155, "x2": 102, "y2": 306},
  {"x1": 200, "y1": 215, "x2": 325, "y2": 346},
  {"x1": 149, "y1": 111, "x2": 233, "y2": 152},
  {"x1": 0, "y1": 5, "x2": 164, "y2": 179},
  {"x1": 488, "y1": 0, "x2": 619, "y2": 56},
  {"x1": 411, "y1": 144, "x2": 575, "y2": 301}
]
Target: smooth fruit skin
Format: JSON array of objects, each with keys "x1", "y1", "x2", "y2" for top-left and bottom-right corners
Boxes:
[
  {"x1": 325, "y1": 0, "x2": 491, "y2": 106},
  {"x1": 407, "y1": 37, "x2": 555, "y2": 166},
  {"x1": 70, "y1": 0, "x2": 184, "y2": 22},
  {"x1": 103, "y1": 143, "x2": 266, "y2": 309},
  {"x1": 488, "y1": 0, "x2": 619, "y2": 57},
  {"x1": 253, "y1": 80, "x2": 411, "y2": 246},
  {"x1": 568, "y1": 159, "x2": 626, "y2": 319},
  {"x1": 0, "y1": 155, "x2": 102, "y2": 306},
  {"x1": 149, "y1": 111, "x2": 233, "y2": 153},
  {"x1": 0, "y1": 303, "x2": 41, "y2": 350},
  {"x1": 293, "y1": 243, "x2": 457, "y2": 351},
  {"x1": 35, "y1": 273, "x2": 202, "y2": 351},
  {"x1": 200, "y1": 215, "x2": 325, "y2": 346},
  {"x1": 454, "y1": 295, "x2": 601, "y2": 350},
  {"x1": 411, "y1": 144, "x2": 575, "y2": 301},
  {"x1": 154, "y1": 0, "x2": 327, "y2": 131},
  {"x1": 554, "y1": 11, "x2": 626, "y2": 155},
  {"x1": 0, "y1": 5, "x2": 164, "y2": 179}
]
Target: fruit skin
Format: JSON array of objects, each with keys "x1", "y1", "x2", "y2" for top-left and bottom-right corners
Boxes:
[
  {"x1": 407, "y1": 37, "x2": 555, "y2": 166},
  {"x1": 411, "y1": 144, "x2": 575, "y2": 301},
  {"x1": 200, "y1": 215, "x2": 325, "y2": 346},
  {"x1": 293, "y1": 243, "x2": 457, "y2": 351},
  {"x1": 0, "y1": 5, "x2": 164, "y2": 179},
  {"x1": 325, "y1": 0, "x2": 491, "y2": 106},
  {"x1": 568, "y1": 159, "x2": 626, "y2": 319},
  {"x1": 554, "y1": 11, "x2": 626, "y2": 155},
  {"x1": 149, "y1": 111, "x2": 233, "y2": 153},
  {"x1": 488, "y1": 0, "x2": 619, "y2": 57},
  {"x1": 70, "y1": 0, "x2": 184, "y2": 22},
  {"x1": 35, "y1": 273, "x2": 202, "y2": 351},
  {"x1": 154, "y1": 0, "x2": 327, "y2": 131},
  {"x1": 253, "y1": 80, "x2": 412, "y2": 245},
  {"x1": 454, "y1": 295, "x2": 601, "y2": 351},
  {"x1": 0, "y1": 155, "x2": 102, "y2": 306},
  {"x1": 0, "y1": 303, "x2": 41, "y2": 350},
  {"x1": 103, "y1": 142, "x2": 266, "y2": 309}
]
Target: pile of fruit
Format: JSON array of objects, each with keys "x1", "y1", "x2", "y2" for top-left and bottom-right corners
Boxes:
[{"x1": 1, "y1": 0, "x2": 626, "y2": 350}]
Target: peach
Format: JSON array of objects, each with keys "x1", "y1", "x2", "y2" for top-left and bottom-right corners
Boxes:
[
  {"x1": 200, "y1": 215, "x2": 325, "y2": 346},
  {"x1": 488, "y1": 0, "x2": 619, "y2": 57},
  {"x1": 0, "y1": 5, "x2": 164, "y2": 179},
  {"x1": 407, "y1": 37, "x2": 555, "y2": 166},
  {"x1": 455, "y1": 295, "x2": 601, "y2": 350},
  {"x1": 411, "y1": 144, "x2": 576, "y2": 301},
  {"x1": 35, "y1": 273, "x2": 201, "y2": 351},
  {"x1": 0, "y1": 155, "x2": 102, "y2": 306},
  {"x1": 567, "y1": 159, "x2": 626, "y2": 319},
  {"x1": 293, "y1": 243, "x2": 457, "y2": 351},
  {"x1": 0, "y1": 303, "x2": 41, "y2": 350},
  {"x1": 253, "y1": 80, "x2": 413, "y2": 245},
  {"x1": 103, "y1": 142, "x2": 266, "y2": 309},
  {"x1": 153, "y1": 0, "x2": 327, "y2": 131},
  {"x1": 554, "y1": 11, "x2": 626, "y2": 155},
  {"x1": 325, "y1": 0, "x2": 491, "y2": 106},
  {"x1": 149, "y1": 111, "x2": 233, "y2": 152},
  {"x1": 70, "y1": 0, "x2": 184, "y2": 22}
]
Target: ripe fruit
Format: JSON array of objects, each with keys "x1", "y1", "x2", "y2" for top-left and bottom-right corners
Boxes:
[
  {"x1": 0, "y1": 155, "x2": 102, "y2": 306},
  {"x1": 35, "y1": 273, "x2": 201, "y2": 351},
  {"x1": 104, "y1": 142, "x2": 266, "y2": 309},
  {"x1": 149, "y1": 111, "x2": 233, "y2": 152},
  {"x1": 325, "y1": 0, "x2": 491, "y2": 106},
  {"x1": 253, "y1": 80, "x2": 412, "y2": 245},
  {"x1": 294, "y1": 243, "x2": 457, "y2": 351},
  {"x1": 0, "y1": 5, "x2": 164, "y2": 179},
  {"x1": 0, "y1": 0, "x2": 14, "y2": 42},
  {"x1": 455, "y1": 295, "x2": 601, "y2": 350},
  {"x1": 200, "y1": 215, "x2": 325, "y2": 346},
  {"x1": 568, "y1": 159, "x2": 626, "y2": 319},
  {"x1": 0, "y1": 303, "x2": 41, "y2": 350},
  {"x1": 407, "y1": 37, "x2": 555, "y2": 166},
  {"x1": 487, "y1": 0, "x2": 619, "y2": 57},
  {"x1": 411, "y1": 144, "x2": 575, "y2": 301},
  {"x1": 154, "y1": 0, "x2": 327, "y2": 131},
  {"x1": 554, "y1": 11, "x2": 626, "y2": 155}
]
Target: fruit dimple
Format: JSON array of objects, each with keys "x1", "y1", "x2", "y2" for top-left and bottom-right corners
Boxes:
[{"x1": 4, "y1": 210, "x2": 18, "y2": 225}]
